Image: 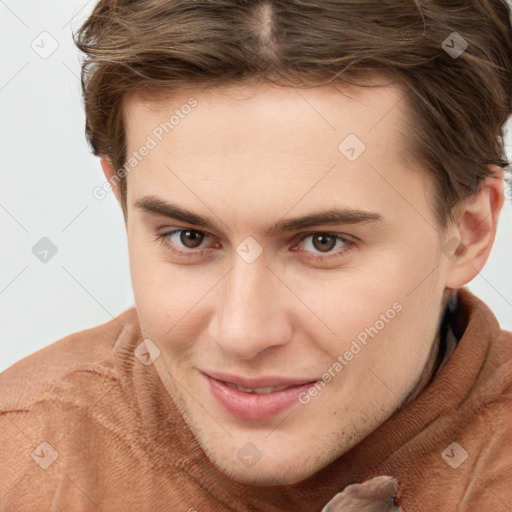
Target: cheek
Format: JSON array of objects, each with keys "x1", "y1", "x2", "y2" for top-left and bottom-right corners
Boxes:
[
  {"x1": 294, "y1": 270, "x2": 400, "y2": 332},
  {"x1": 128, "y1": 246, "x2": 181, "y2": 340},
  {"x1": 296, "y1": 248, "x2": 444, "y2": 364},
  {"x1": 129, "y1": 250, "x2": 216, "y2": 359}
]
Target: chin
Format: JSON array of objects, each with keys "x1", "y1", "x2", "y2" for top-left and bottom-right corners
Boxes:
[
  {"x1": 200, "y1": 440, "x2": 319, "y2": 486},
  {"x1": 220, "y1": 461, "x2": 312, "y2": 486}
]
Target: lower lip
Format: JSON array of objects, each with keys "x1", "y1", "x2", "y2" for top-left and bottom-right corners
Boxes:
[{"x1": 206, "y1": 375, "x2": 316, "y2": 420}]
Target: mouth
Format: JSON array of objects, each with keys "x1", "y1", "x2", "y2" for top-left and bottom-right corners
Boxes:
[
  {"x1": 203, "y1": 371, "x2": 318, "y2": 420},
  {"x1": 223, "y1": 382, "x2": 294, "y2": 394}
]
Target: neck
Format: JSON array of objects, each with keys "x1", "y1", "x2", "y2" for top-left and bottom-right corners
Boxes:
[
  {"x1": 397, "y1": 291, "x2": 455, "y2": 410},
  {"x1": 400, "y1": 330, "x2": 442, "y2": 409}
]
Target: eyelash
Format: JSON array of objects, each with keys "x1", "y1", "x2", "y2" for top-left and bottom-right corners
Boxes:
[{"x1": 155, "y1": 229, "x2": 356, "y2": 262}]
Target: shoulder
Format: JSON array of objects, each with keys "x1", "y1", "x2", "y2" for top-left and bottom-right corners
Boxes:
[
  {"x1": 396, "y1": 291, "x2": 512, "y2": 511},
  {"x1": 0, "y1": 308, "x2": 139, "y2": 412},
  {"x1": 432, "y1": 324, "x2": 511, "y2": 508},
  {"x1": 463, "y1": 326, "x2": 512, "y2": 507},
  {"x1": 0, "y1": 308, "x2": 142, "y2": 508},
  {"x1": 449, "y1": 293, "x2": 512, "y2": 508}
]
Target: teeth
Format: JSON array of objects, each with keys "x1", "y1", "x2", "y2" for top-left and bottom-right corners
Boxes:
[
  {"x1": 252, "y1": 386, "x2": 282, "y2": 394},
  {"x1": 225, "y1": 382, "x2": 289, "y2": 394}
]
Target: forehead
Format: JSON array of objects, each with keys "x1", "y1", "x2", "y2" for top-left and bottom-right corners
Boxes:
[
  {"x1": 121, "y1": 80, "x2": 436, "y2": 231},
  {"x1": 123, "y1": 79, "x2": 411, "y2": 160}
]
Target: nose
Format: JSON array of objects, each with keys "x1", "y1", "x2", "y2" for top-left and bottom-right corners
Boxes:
[{"x1": 208, "y1": 257, "x2": 292, "y2": 360}]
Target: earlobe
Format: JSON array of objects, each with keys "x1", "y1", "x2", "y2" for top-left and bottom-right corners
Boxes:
[
  {"x1": 443, "y1": 169, "x2": 505, "y2": 289},
  {"x1": 100, "y1": 156, "x2": 122, "y2": 204}
]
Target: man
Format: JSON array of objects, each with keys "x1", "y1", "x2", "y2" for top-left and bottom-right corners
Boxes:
[{"x1": 1, "y1": 1, "x2": 511, "y2": 511}]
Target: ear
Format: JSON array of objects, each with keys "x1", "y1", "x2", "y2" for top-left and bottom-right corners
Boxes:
[
  {"x1": 100, "y1": 155, "x2": 122, "y2": 204},
  {"x1": 443, "y1": 166, "x2": 505, "y2": 289}
]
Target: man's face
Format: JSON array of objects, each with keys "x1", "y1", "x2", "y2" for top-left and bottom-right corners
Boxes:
[{"x1": 123, "y1": 81, "x2": 453, "y2": 484}]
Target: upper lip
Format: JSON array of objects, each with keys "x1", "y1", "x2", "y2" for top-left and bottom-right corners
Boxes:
[{"x1": 204, "y1": 370, "x2": 317, "y2": 389}]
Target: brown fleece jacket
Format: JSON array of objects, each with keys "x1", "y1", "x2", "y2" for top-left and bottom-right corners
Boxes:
[{"x1": 1, "y1": 288, "x2": 511, "y2": 511}]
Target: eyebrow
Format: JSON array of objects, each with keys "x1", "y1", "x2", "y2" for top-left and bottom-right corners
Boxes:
[{"x1": 134, "y1": 195, "x2": 384, "y2": 235}]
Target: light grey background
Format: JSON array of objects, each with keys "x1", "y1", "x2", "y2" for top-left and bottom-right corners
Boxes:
[{"x1": 1, "y1": 0, "x2": 511, "y2": 373}]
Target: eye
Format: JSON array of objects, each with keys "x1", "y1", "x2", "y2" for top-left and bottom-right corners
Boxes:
[
  {"x1": 171, "y1": 229, "x2": 206, "y2": 249},
  {"x1": 155, "y1": 228, "x2": 356, "y2": 262},
  {"x1": 292, "y1": 232, "x2": 355, "y2": 261},
  {"x1": 155, "y1": 228, "x2": 217, "y2": 256}
]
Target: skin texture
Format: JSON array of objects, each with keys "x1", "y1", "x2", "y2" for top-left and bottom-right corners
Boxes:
[{"x1": 101, "y1": 80, "x2": 504, "y2": 485}]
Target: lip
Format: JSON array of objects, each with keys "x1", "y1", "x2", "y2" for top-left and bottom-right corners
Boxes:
[
  {"x1": 203, "y1": 371, "x2": 318, "y2": 420},
  {"x1": 205, "y1": 370, "x2": 316, "y2": 389}
]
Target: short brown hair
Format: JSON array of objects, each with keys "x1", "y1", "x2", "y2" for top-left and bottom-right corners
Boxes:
[{"x1": 74, "y1": 0, "x2": 512, "y2": 227}]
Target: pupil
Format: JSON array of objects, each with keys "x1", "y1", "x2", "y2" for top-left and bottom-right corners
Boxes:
[
  {"x1": 313, "y1": 234, "x2": 335, "y2": 252},
  {"x1": 181, "y1": 230, "x2": 203, "y2": 248}
]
